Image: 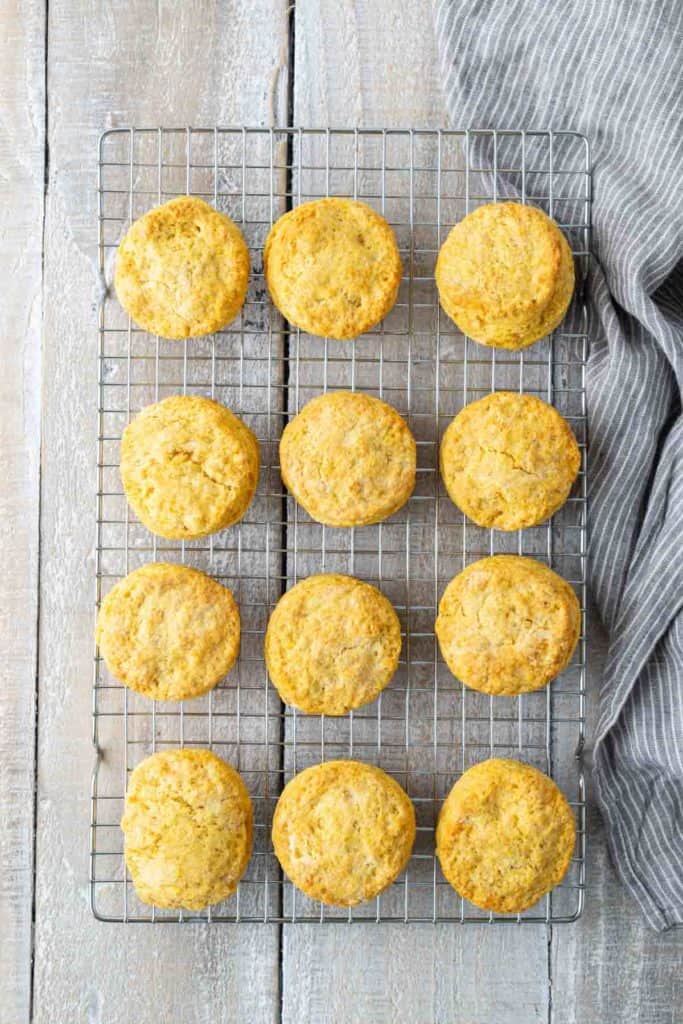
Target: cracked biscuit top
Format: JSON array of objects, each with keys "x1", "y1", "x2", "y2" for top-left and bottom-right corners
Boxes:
[
  {"x1": 265, "y1": 574, "x2": 402, "y2": 714},
  {"x1": 264, "y1": 197, "x2": 402, "y2": 339},
  {"x1": 96, "y1": 562, "x2": 240, "y2": 701},
  {"x1": 272, "y1": 761, "x2": 415, "y2": 906},
  {"x1": 435, "y1": 556, "x2": 581, "y2": 696},
  {"x1": 280, "y1": 391, "x2": 416, "y2": 527},
  {"x1": 121, "y1": 749, "x2": 253, "y2": 910},
  {"x1": 114, "y1": 196, "x2": 250, "y2": 339},
  {"x1": 440, "y1": 392, "x2": 580, "y2": 530},
  {"x1": 121, "y1": 395, "x2": 260, "y2": 539},
  {"x1": 436, "y1": 758, "x2": 575, "y2": 913},
  {"x1": 435, "y1": 202, "x2": 575, "y2": 350}
]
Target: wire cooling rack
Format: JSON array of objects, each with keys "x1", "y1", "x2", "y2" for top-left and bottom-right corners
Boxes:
[{"x1": 92, "y1": 127, "x2": 590, "y2": 923}]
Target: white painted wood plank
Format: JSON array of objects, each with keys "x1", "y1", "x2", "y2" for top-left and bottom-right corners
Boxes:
[
  {"x1": 294, "y1": 0, "x2": 447, "y2": 129},
  {"x1": 283, "y1": 4, "x2": 551, "y2": 1023},
  {"x1": 33, "y1": 3, "x2": 289, "y2": 1022},
  {"x1": 283, "y1": 924, "x2": 549, "y2": 1024},
  {"x1": 552, "y1": 804, "x2": 683, "y2": 1024},
  {"x1": 551, "y1": 616, "x2": 683, "y2": 1024},
  {"x1": 0, "y1": 2, "x2": 45, "y2": 1022}
]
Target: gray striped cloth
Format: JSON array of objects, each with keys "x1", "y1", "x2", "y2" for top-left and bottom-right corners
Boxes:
[{"x1": 434, "y1": 0, "x2": 683, "y2": 930}]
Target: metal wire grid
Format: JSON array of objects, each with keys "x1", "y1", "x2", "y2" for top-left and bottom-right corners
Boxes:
[{"x1": 92, "y1": 126, "x2": 590, "y2": 924}]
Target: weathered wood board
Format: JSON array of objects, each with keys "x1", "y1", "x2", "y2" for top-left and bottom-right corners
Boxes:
[
  {"x1": 32, "y1": 3, "x2": 288, "y2": 1022},
  {"x1": 0, "y1": 2, "x2": 45, "y2": 1022},
  {"x1": 284, "y1": 3, "x2": 549, "y2": 1021}
]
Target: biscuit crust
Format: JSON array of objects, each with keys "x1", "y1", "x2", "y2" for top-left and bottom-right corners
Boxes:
[
  {"x1": 435, "y1": 202, "x2": 574, "y2": 349},
  {"x1": 272, "y1": 761, "x2": 416, "y2": 906},
  {"x1": 436, "y1": 758, "x2": 575, "y2": 913},
  {"x1": 435, "y1": 556, "x2": 580, "y2": 696},
  {"x1": 440, "y1": 392, "x2": 580, "y2": 530},
  {"x1": 114, "y1": 196, "x2": 250, "y2": 339},
  {"x1": 280, "y1": 391, "x2": 416, "y2": 527},
  {"x1": 265, "y1": 574, "x2": 401, "y2": 714},
  {"x1": 121, "y1": 395, "x2": 260, "y2": 539},
  {"x1": 96, "y1": 563, "x2": 240, "y2": 701},
  {"x1": 121, "y1": 749, "x2": 253, "y2": 910},
  {"x1": 264, "y1": 197, "x2": 402, "y2": 339}
]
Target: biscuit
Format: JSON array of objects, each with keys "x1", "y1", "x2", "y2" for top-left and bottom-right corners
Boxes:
[
  {"x1": 121, "y1": 395, "x2": 260, "y2": 539},
  {"x1": 265, "y1": 574, "x2": 401, "y2": 714},
  {"x1": 435, "y1": 202, "x2": 574, "y2": 349},
  {"x1": 280, "y1": 391, "x2": 416, "y2": 527},
  {"x1": 435, "y1": 556, "x2": 580, "y2": 696},
  {"x1": 272, "y1": 761, "x2": 415, "y2": 906},
  {"x1": 95, "y1": 563, "x2": 240, "y2": 701},
  {"x1": 114, "y1": 196, "x2": 250, "y2": 339},
  {"x1": 440, "y1": 392, "x2": 580, "y2": 530},
  {"x1": 264, "y1": 197, "x2": 402, "y2": 339},
  {"x1": 436, "y1": 758, "x2": 575, "y2": 913},
  {"x1": 121, "y1": 748, "x2": 253, "y2": 911}
]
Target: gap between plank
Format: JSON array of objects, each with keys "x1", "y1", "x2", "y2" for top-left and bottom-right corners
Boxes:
[
  {"x1": 29, "y1": 2, "x2": 49, "y2": 1020},
  {"x1": 278, "y1": 3, "x2": 296, "y2": 1022}
]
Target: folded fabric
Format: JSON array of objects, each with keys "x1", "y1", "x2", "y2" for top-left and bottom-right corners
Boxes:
[{"x1": 434, "y1": 0, "x2": 683, "y2": 930}]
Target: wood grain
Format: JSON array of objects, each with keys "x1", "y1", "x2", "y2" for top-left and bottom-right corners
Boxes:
[
  {"x1": 0, "y1": 2, "x2": 45, "y2": 1022},
  {"x1": 283, "y1": 4, "x2": 551, "y2": 1022},
  {"x1": 552, "y1": 803, "x2": 683, "y2": 1024},
  {"x1": 33, "y1": 3, "x2": 288, "y2": 1022},
  {"x1": 283, "y1": 924, "x2": 549, "y2": 1024}
]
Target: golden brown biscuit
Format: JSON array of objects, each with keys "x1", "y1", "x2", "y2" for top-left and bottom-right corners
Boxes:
[
  {"x1": 272, "y1": 761, "x2": 415, "y2": 906},
  {"x1": 114, "y1": 196, "x2": 250, "y2": 339},
  {"x1": 95, "y1": 563, "x2": 240, "y2": 701},
  {"x1": 435, "y1": 202, "x2": 574, "y2": 349},
  {"x1": 121, "y1": 748, "x2": 253, "y2": 911},
  {"x1": 436, "y1": 758, "x2": 575, "y2": 913},
  {"x1": 265, "y1": 574, "x2": 401, "y2": 714},
  {"x1": 440, "y1": 392, "x2": 580, "y2": 530},
  {"x1": 435, "y1": 556, "x2": 580, "y2": 696},
  {"x1": 121, "y1": 395, "x2": 260, "y2": 539},
  {"x1": 264, "y1": 197, "x2": 402, "y2": 339},
  {"x1": 280, "y1": 391, "x2": 416, "y2": 527}
]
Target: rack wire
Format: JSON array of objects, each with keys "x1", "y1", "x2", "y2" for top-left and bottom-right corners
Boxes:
[{"x1": 92, "y1": 127, "x2": 590, "y2": 923}]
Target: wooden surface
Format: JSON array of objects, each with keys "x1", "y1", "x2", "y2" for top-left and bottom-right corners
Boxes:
[
  {"x1": 284, "y1": 5, "x2": 549, "y2": 1022},
  {"x1": 2, "y1": 1, "x2": 681, "y2": 1022},
  {"x1": 32, "y1": 3, "x2": 287, "y2": 1023},
  {"x1": 0, "y1": 3, "x2": 44, "y2": 1021}
]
